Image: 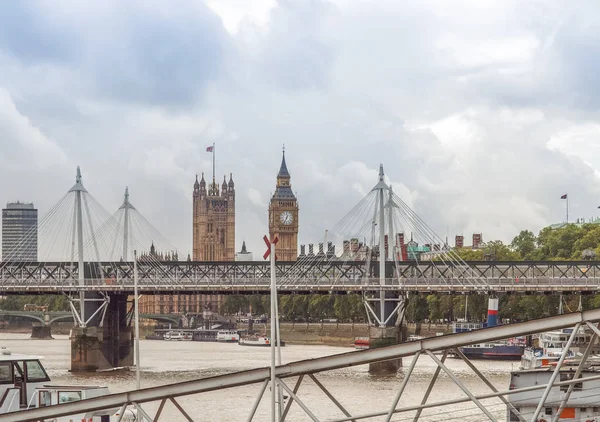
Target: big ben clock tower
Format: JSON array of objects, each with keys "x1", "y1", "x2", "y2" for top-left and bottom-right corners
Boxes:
[{"x1": 268, "y1": 149, "x2": 299, "y2": 261}]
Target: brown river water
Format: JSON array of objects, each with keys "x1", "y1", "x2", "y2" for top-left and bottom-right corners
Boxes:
[{"x1": 0, "y1": 333, "x2": 516, "y2": 421}]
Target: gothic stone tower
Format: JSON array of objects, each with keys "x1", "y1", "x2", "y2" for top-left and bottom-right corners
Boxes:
[
  {"x1": 193, "y1": 173, "x2": 235, "y2": 261},
  {"x1": 268, "y1": 151, "x2": 299, "y2": 261}
]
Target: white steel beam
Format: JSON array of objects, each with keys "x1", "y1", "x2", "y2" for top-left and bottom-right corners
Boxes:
[
  {"x1": 330, "y1": 369, "x2": 600, "y2": 422},
  {"x1": 132, "y1": 402, "x2": 154, "y2": 422},
  {"x1": 454, "y1": 348, "x2": 525, "y2": 422},
  {"x1": 7, "y1": 309, "x2": 600, "y2": 422},
  {"x1": 169, "y1": 398, "x2": 193, "y2": 422},
  {"x1": 277, "y1": 379, "x2": 320, "y2": 422},
  {"x1": 413, "y1": 349, "x2": 447, "y2": 422},
  {"x1": 425, "y1": 350, "x2": 498, "y2": 422},
  {"x1": 385, "y1": 351, "x2": 420, "y2": 422},
  {"x1": 551, "y1": 325, "x2": 599, "y2": 422},
  {"x1": 530, "y1": 322, "x2": 581, "y2": 422},
  {"x1": 281, "y1": 375, "x2": 304, "y2": 422},
  {"x1": 247, "y1": 379, "x2": 269, "y2": 422},
  {"x1": 307, "y1": 374, "x2": 355, "y2": 422},
  {"x1": 154, "y1": 399, "x2": 167, "y2": 422}
]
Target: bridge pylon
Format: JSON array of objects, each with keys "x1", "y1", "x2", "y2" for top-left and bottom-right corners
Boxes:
[
  {"x1": 65, "y1": 167, "x2": 133, "y2": 371},
  {"x1": 363, "y1": 165, "x2": 406, "y2": 374}
]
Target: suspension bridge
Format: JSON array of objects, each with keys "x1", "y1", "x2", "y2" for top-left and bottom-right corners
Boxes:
[
  {"x1": 0, "y1": 164, "x2": 597, "y2": 372},
  {"x1": 2, "y1": 165, "x2": 600, "y2": 421},
  {"x1": 0, "y1": 260, "x2": 599, "y2": 294}
]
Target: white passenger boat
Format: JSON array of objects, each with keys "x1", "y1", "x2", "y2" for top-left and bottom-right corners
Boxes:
[
  {"x1": 520, "y1": 328, "x2": 595, "y2": 370},
  {"x1": 0, "y1": 347, "x2": 137, "y2": 420},
  {"x1": 239, "y1": 335, "x2": 285, "y2": 347},
  {"x1": 507, "y1": 365, "x2": 600, "y2": 421},
  {"x1": 216, "y1": 330, "x2": 240, "y2": 343},
  {"x1": 163, "y1": 331, "x2": 192, "y2": 341}
]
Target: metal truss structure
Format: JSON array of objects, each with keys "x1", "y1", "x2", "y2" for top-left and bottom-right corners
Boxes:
[
  {"x1": 4, "y1": 308, "x2": 600, "y2": 422},
  {"x1": 1, "y1": 260, "x2": 600, "y2": 294},
  {"x1": 0, "y1": 310, "x2": 180, "y2": 325}
]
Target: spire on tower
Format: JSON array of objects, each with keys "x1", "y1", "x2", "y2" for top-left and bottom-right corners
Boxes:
[
  {"x1": 228, "y1": 173, "x2": 234, "y2": 188},
  {"x1": 119, "y1": 186, "x2": 136, "y2": 210},
  {"x1": 278, "y1": 148, "x2": 290, "y2": 178},
  {"x1": 241, "y1": 240, "x2": 247, "y2": 254},
  {"x1": 69, "y1": 166, "x2": 88, "y2": 193}
]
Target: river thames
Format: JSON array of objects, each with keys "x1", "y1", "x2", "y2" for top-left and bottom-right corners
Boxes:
[{"x1": 1, "y1": 333, "x2": 516, "y2": 421}]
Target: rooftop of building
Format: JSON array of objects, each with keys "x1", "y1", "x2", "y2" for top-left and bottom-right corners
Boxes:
[
  {"x1": 5, "y1": 202, "x2": 35, "y2": 210},
  {"x1": 548, "y1": 218, "x2": 600, "y2": 230}
]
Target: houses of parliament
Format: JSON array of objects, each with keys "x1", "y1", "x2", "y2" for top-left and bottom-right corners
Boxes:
[{"x1": 138, "y1": 150, "x2": 299, "y2": 315}]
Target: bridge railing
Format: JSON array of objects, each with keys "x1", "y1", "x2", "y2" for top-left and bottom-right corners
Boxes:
[
  {"x1": 5, "y1": 308, "x2": 600, "y2": 422},
  {"x1": 0, "y1": 276, "x2": 599, "y2": 292}
]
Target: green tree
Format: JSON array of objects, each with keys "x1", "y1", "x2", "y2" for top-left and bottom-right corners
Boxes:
[
  {"x1": 347, "y1": 294, "x2": 364, "y2": 326},
  {"x1": 405, "y1": 294, "x2": 429, "y2": 322},
  {"x1": 222, "y1": 295, "x2": 247, "y2": 315},
  {"x1": 481, "y1": 240, "x2": 520, "y2": 261},
  {"x1": 426, "y1": 295, "x2": 442, "y2": 322},
  {"x1": 511, "y1": 230, "x2": 537, "y2": 259},
  {"x1": 334, "y1": 296, "x2": 351, "y2": 322},
  {"x1": 249, "y1": 294, "x2": 266, "y2": 316}
]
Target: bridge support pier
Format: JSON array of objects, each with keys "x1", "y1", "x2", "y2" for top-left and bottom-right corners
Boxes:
[
  {"x1": 31, "y1": 324, "x2": 52, "y2": 339},
  {"x1": 70, "y1": 293, "x2": 132, "y2": 372},
  {"x1": 366, "y1": 263, "x2": 407, "y2": 375}
]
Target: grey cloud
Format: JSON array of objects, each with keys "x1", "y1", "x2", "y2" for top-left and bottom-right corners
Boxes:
[
  {"x1": 0, "y1": 1, "x2": 232, "y2": 108},
  {"x1": 0, "y1": 2, "x2": 78, "y2": 63},
  {"x1": 1, "y1": 0, "x2": 600, "y2": 257}
]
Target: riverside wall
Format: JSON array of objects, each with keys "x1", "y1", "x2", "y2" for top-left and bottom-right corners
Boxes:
[
  {"x1": 0, "y1": 321, "x2": 454, "y2": 346},
  {"x1": 261, "y1": 322, "x2": 453, "y2": 347}
]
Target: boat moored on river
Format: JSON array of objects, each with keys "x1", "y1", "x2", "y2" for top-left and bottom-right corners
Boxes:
[
  {"x1": 216, "y1": 330, "x2": 240, "y2": 343},
  {"x1": 521, "y1": 327, "x2": 596, "y2": 370},
  {"x1": 0, "y1": 347, "x2": 136, "y2": 421},
  {"x1": 507, "y1": 365, "x2": 600, "y2": 421},
  {"x1": 163, "y1": 331, "x2": 192, "y2": 341},
  {"x1": 239, "y1": 335, "x2": 285, "y2": 347}
]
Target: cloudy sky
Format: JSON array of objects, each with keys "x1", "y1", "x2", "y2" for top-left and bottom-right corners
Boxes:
[{"x1": 1, "y1": 0, "x2": 600, "y2": 258}]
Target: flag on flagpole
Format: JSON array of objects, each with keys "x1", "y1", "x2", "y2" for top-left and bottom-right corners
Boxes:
[
  {"x1": 206, "y1": 146, "x2": 214, "y2": 152},
  {"x1": 561, "y1": 194, "x2": 567, "y2": 199}
]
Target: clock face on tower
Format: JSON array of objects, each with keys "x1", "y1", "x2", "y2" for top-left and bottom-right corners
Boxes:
[{"x1": 280, "y1": 211, "x2": 293, "y2": 225}]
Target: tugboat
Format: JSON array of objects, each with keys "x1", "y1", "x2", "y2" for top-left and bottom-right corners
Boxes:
[{"x1": 0, "y1": 347, "x2": 137, "y2": 420}]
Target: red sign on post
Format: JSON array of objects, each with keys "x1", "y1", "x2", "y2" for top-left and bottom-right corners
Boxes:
[{"x1": 263, "y1": 235, "x2": 279, "y2": 260}]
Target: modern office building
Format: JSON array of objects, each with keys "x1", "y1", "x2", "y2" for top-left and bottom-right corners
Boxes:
[{"x1": 2, "y1": 202, "x2": 38, "y2": 261}]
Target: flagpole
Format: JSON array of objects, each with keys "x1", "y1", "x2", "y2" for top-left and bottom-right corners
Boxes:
[
  {"x1": 566, "y1": 196, "x2": 569, "y2": 223},
  {"x1": 212, "y1": 142, "x2": 215, "y2": 185}
]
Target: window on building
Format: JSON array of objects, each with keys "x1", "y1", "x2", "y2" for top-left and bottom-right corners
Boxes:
[{"x1": 545, "y1": 408, "x2": 552, "y2": 416}]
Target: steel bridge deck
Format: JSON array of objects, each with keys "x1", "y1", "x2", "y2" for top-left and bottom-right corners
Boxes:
[{"x1": 1, "y1": 260, "x2": 600, "y2": 294}]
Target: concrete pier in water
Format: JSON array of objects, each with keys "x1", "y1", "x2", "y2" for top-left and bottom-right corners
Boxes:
[{"x1": 70, "y1": 293, "x2": 133, "y2": 372}]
